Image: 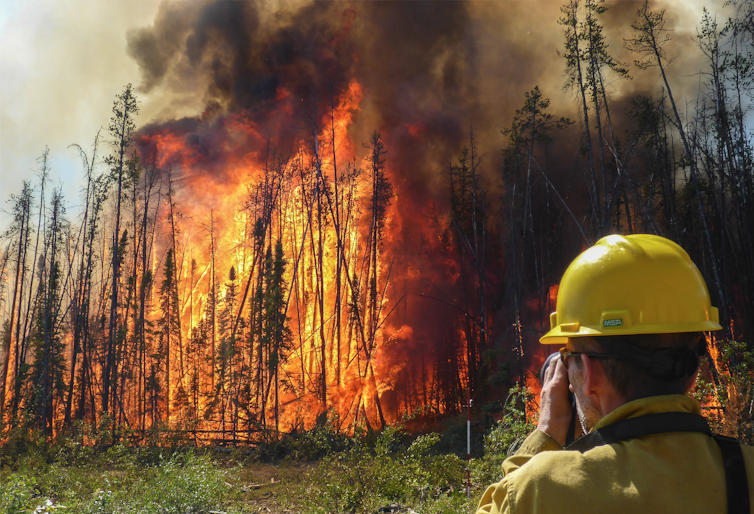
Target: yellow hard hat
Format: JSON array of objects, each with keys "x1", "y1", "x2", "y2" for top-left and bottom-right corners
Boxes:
[{"x1": 540, "y1": 234, "x2": 722, "y2": 344}]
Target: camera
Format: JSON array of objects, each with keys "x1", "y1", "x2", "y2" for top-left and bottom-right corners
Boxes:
[{"x1": 539, "y1": 351, "x2": 561, "y2": 384}]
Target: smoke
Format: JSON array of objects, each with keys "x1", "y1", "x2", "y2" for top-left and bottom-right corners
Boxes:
[
  {"x1": 127, "y1": 0, "x2": 713, "y2": 192},
  {"x1": 129, "y1": 1, "x2": 357, "y2": 116}
]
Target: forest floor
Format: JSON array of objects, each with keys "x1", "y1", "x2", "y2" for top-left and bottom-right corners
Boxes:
[
  {"x1": 0, "y1": 442, "x2": 477, "y2": 513},
  {"x1": 224, "y1": 461, "x2": 311, "y2": 513},
  {"x1": 0, "y1": 414, "x2": 514, "y2": 513},
  {"x1": 0, "y1": 448, "x2": 318, "y2": 514}
]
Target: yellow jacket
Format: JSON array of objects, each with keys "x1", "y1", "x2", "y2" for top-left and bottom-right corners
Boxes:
[{"x1": 476, "y1": 395, "x2": 754, "y2": 514}]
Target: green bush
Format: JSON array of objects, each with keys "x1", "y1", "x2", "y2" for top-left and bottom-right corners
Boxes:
[
  {"x1": 1, "y1": 474, "x2": 34, "y2": 514},
  {"x1": 0, "y1": 452, "x2": 229, "y2": 514},
  {"x1": 120, "y1": 453, "x2": 229, "y2": 514},
  {"x1": 285, "y1": 423, "x2": 470, "y2": 514},
  {"x1": 249, "y1": 412, "x2": 353, "y2": 462},
  {"x1": 473, "y1": 385, "x2": 536, "y2": 487},
  {"x1": 694, "y1": 339, "x2": 754, "y2": 444}
]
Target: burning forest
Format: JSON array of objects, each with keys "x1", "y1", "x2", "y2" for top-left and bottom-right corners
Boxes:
[{"x1": 1, "y1": 0, "x2": 754, "y2": 444}]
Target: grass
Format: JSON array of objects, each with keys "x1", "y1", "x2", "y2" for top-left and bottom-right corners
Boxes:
[
  {"x1": 282, "y1": 429, "x2": 472, "y2": 514},
  {"x1": 0, "y1": 439, "x2": 475, "y2": 514},
  {"x1": 1, "y1": 450, "x2": 230, "y2": 514},
  {"x1": 0, "y1": 428, "x2": 484, "y2": 514}
]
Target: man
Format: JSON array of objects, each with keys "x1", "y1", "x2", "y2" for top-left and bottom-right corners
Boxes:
[{"x1": 476, "y1": 234, "x2": 754, "y2": 514}]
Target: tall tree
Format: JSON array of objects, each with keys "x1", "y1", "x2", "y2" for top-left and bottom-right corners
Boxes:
[
  {"x1": 27, "y1": 188, "x2": 68, "y2": 436},
  {"x1": 502, "y1": 86, "x2": 573, "y2": 388},
  {"x1": 103, "y1": 84, "x2": 139, "y2": 418},
  {"x1": 560, "y1": 0, "x2": 600, "y2": 231},
  {"x1": 363, "y1": 131, "x2": 393, "y2": 429},
  {"x1": 448, "y1": 127, "x2": 489, "y2": 404},
  {"x1": 165, "y1": 168, "x2": 185, "y2": 400},
  {"x1": 159, "y1": 249, "x2": 180, "y2": 422},
  {"x1": 65, "y1": 132, "x2": 106, "y2": 429},
  {"x1": 9, "y1": 152, "x2": 50, "y2": 427},
  {"x1": 0, "y1": 179, "x2": 33, "y2": 429}
]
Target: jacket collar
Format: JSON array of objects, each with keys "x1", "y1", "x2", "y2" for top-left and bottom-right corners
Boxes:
[{"x1": 592, "y1": 394, "x2": 702, "y2": 433}]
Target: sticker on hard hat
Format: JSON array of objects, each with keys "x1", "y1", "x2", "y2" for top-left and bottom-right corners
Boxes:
[{"x1": 603, "y1": 319, "x2": 623, "y2": 327}]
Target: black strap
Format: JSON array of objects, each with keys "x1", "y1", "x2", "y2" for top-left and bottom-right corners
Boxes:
[
  {"x1": 566, "y1": 412, "x2": 712, "y2": 452},
  {"x1": 715, "y1": 435, "x2": 750, "y2": 514},
  {"x1": 565, "y1": 394, "x2": 577, "y2": 446},
  {"x1": 565, "y1": 412, "x2": 749, "y2": 514}
]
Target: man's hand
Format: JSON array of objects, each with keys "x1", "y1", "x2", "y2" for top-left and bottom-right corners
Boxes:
[{"x1": 537, "y1": 356, "x2": 579, "y2": 447}]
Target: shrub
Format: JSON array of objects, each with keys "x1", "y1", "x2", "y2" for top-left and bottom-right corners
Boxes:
[
  {"x1": 125, "y1": 453, "x2": 229, "y2": 514},
  {"x1": 694, "y1": 339, "x2": 754, "y2": 444},
  {"x1": 285, "y1": 422, "x2": 469, "y2": 514},
  {"x1": 252, "y1": 412, "x2": 352, "y2": 461},
  {"x1": 1, "y1": 474, "x2": 33, "y2": 514},
  {"x1": 0, "y1": 452, "x2": 229, "y2": 514},
  {"x1": 473, "y1": 385, "x2": 536, "y2": 487}
]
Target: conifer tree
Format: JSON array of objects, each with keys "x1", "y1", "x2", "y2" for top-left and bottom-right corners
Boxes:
[
  {"x1": 263, "y1": 239, "x2": 290, "y2": 434},
  {"x1": 159, "y1": 249, "x2": 180, "y2": 421},
  {"x1": 104, "y1": 84, "x2": 139, "y2": 418},
  {"x1": 0, "y1": 180, "x2": 33, "y2": 427},
  {"x1": 65, "y1": 133, "x2": 107, "y2": 429},
  {"x1": 502, "y1": 87, "x2": 572, "y2": 388},
  {"x1": 27, "y1": 188, "x2": 68, "y2": 436}
]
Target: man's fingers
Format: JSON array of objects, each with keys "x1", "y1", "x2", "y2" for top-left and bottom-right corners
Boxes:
[
  {"x1": 550, "y1": 357, "x2": 569, "y2": 390},
  {"x1": 555, "y1": 357, "x2": 568, "y2": 381},
  {"x1": 538, "y1": 355, "x2": 575, "y2": 447}
]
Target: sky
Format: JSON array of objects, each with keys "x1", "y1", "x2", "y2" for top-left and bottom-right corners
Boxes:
[
  {"x1": 0, "y1": 0, "x2": 728, "y2": 232},
  {"x1": 0, "y1": 0, "x2": 163, "y2": 229}
]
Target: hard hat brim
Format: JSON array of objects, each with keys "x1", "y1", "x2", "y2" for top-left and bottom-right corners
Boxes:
[{"x1": 539, "y1": 320, "x2": 723, "y2": 344}]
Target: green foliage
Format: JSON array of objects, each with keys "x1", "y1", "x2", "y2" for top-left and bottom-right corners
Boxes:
[
  {"x1": 0, "y1": 452, "x2": 228, "y2": 514},
  {"x1": 284, "y1": 423, "x2": 470, "y2": 514},
  {"x1": 473, "y1": 385, "x2": 536, "y2": 487},
  {"x1": 254, "y1": 413, "x2": 351, "y2": 461},
  {"x1": 1, "y1": 398, "x2": 540, "y2": 514},
  {"x1": 127, "y1": 454, "x2": 228, "y2": 514},
  {"x1": 0, "y1": 427, "x2": 45, "y2": 467},
  {"x1": 694, "y1": 339, "x2": 754, "y2": 444},
  {"x1": 1, "y1": 474, "x2": 33, "y2": 514},
  {"x1": 432, "y1": 414, "x2": 477, "y2": 458}
]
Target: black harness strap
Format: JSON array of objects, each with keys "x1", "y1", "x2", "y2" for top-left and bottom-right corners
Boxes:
[
  {"x1": 565, "y1": 396, "x2": 577, "y2": 446},
  {"x1": 565, "y1": 412, "x2": 749, "y2": 514},
  {"x1": 715, "y1": 435, "x2": 750, "y2": 514},
  {"x1": 566, "y1": 412, "x2": 711, "y2": 451}
]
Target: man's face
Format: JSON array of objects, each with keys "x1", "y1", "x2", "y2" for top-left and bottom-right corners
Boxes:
[{"x1": 565, "y1": 343, "x2": 603, "y2": 434}]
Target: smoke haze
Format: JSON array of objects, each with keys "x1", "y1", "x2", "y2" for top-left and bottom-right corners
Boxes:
[
  {"x1": 0, "y1": 0, "x2": 719, "y2": 226},
  {"x1": 124, "y1": 0, "x2": 718, "y2": 201}
]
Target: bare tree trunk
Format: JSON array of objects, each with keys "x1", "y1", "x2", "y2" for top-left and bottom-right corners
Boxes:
[
  {"x1": 562, "y1": 0, "x2": 600, "y2": 232},
  {"x1": 330, "y1": 89, "x2": 343, "y2": 387}
]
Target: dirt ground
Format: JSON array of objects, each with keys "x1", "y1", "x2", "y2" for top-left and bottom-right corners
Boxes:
[{"x1": 223, "y1": 461, "x2": 314, "y2": 513}]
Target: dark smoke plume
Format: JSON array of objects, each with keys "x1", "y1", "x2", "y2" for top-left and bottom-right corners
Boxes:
[{"x1": 127, "y1": 0, "x2": 703, "y2": 195}]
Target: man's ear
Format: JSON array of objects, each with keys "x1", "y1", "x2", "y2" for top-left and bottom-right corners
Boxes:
[{"x1": 580, "y1": 354, "x2": 604, "y2": 398}]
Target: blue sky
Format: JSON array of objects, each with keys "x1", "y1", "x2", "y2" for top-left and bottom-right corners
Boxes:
[{"x1": 0, "y1": 0, "x2": 162, "y2": 229}]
